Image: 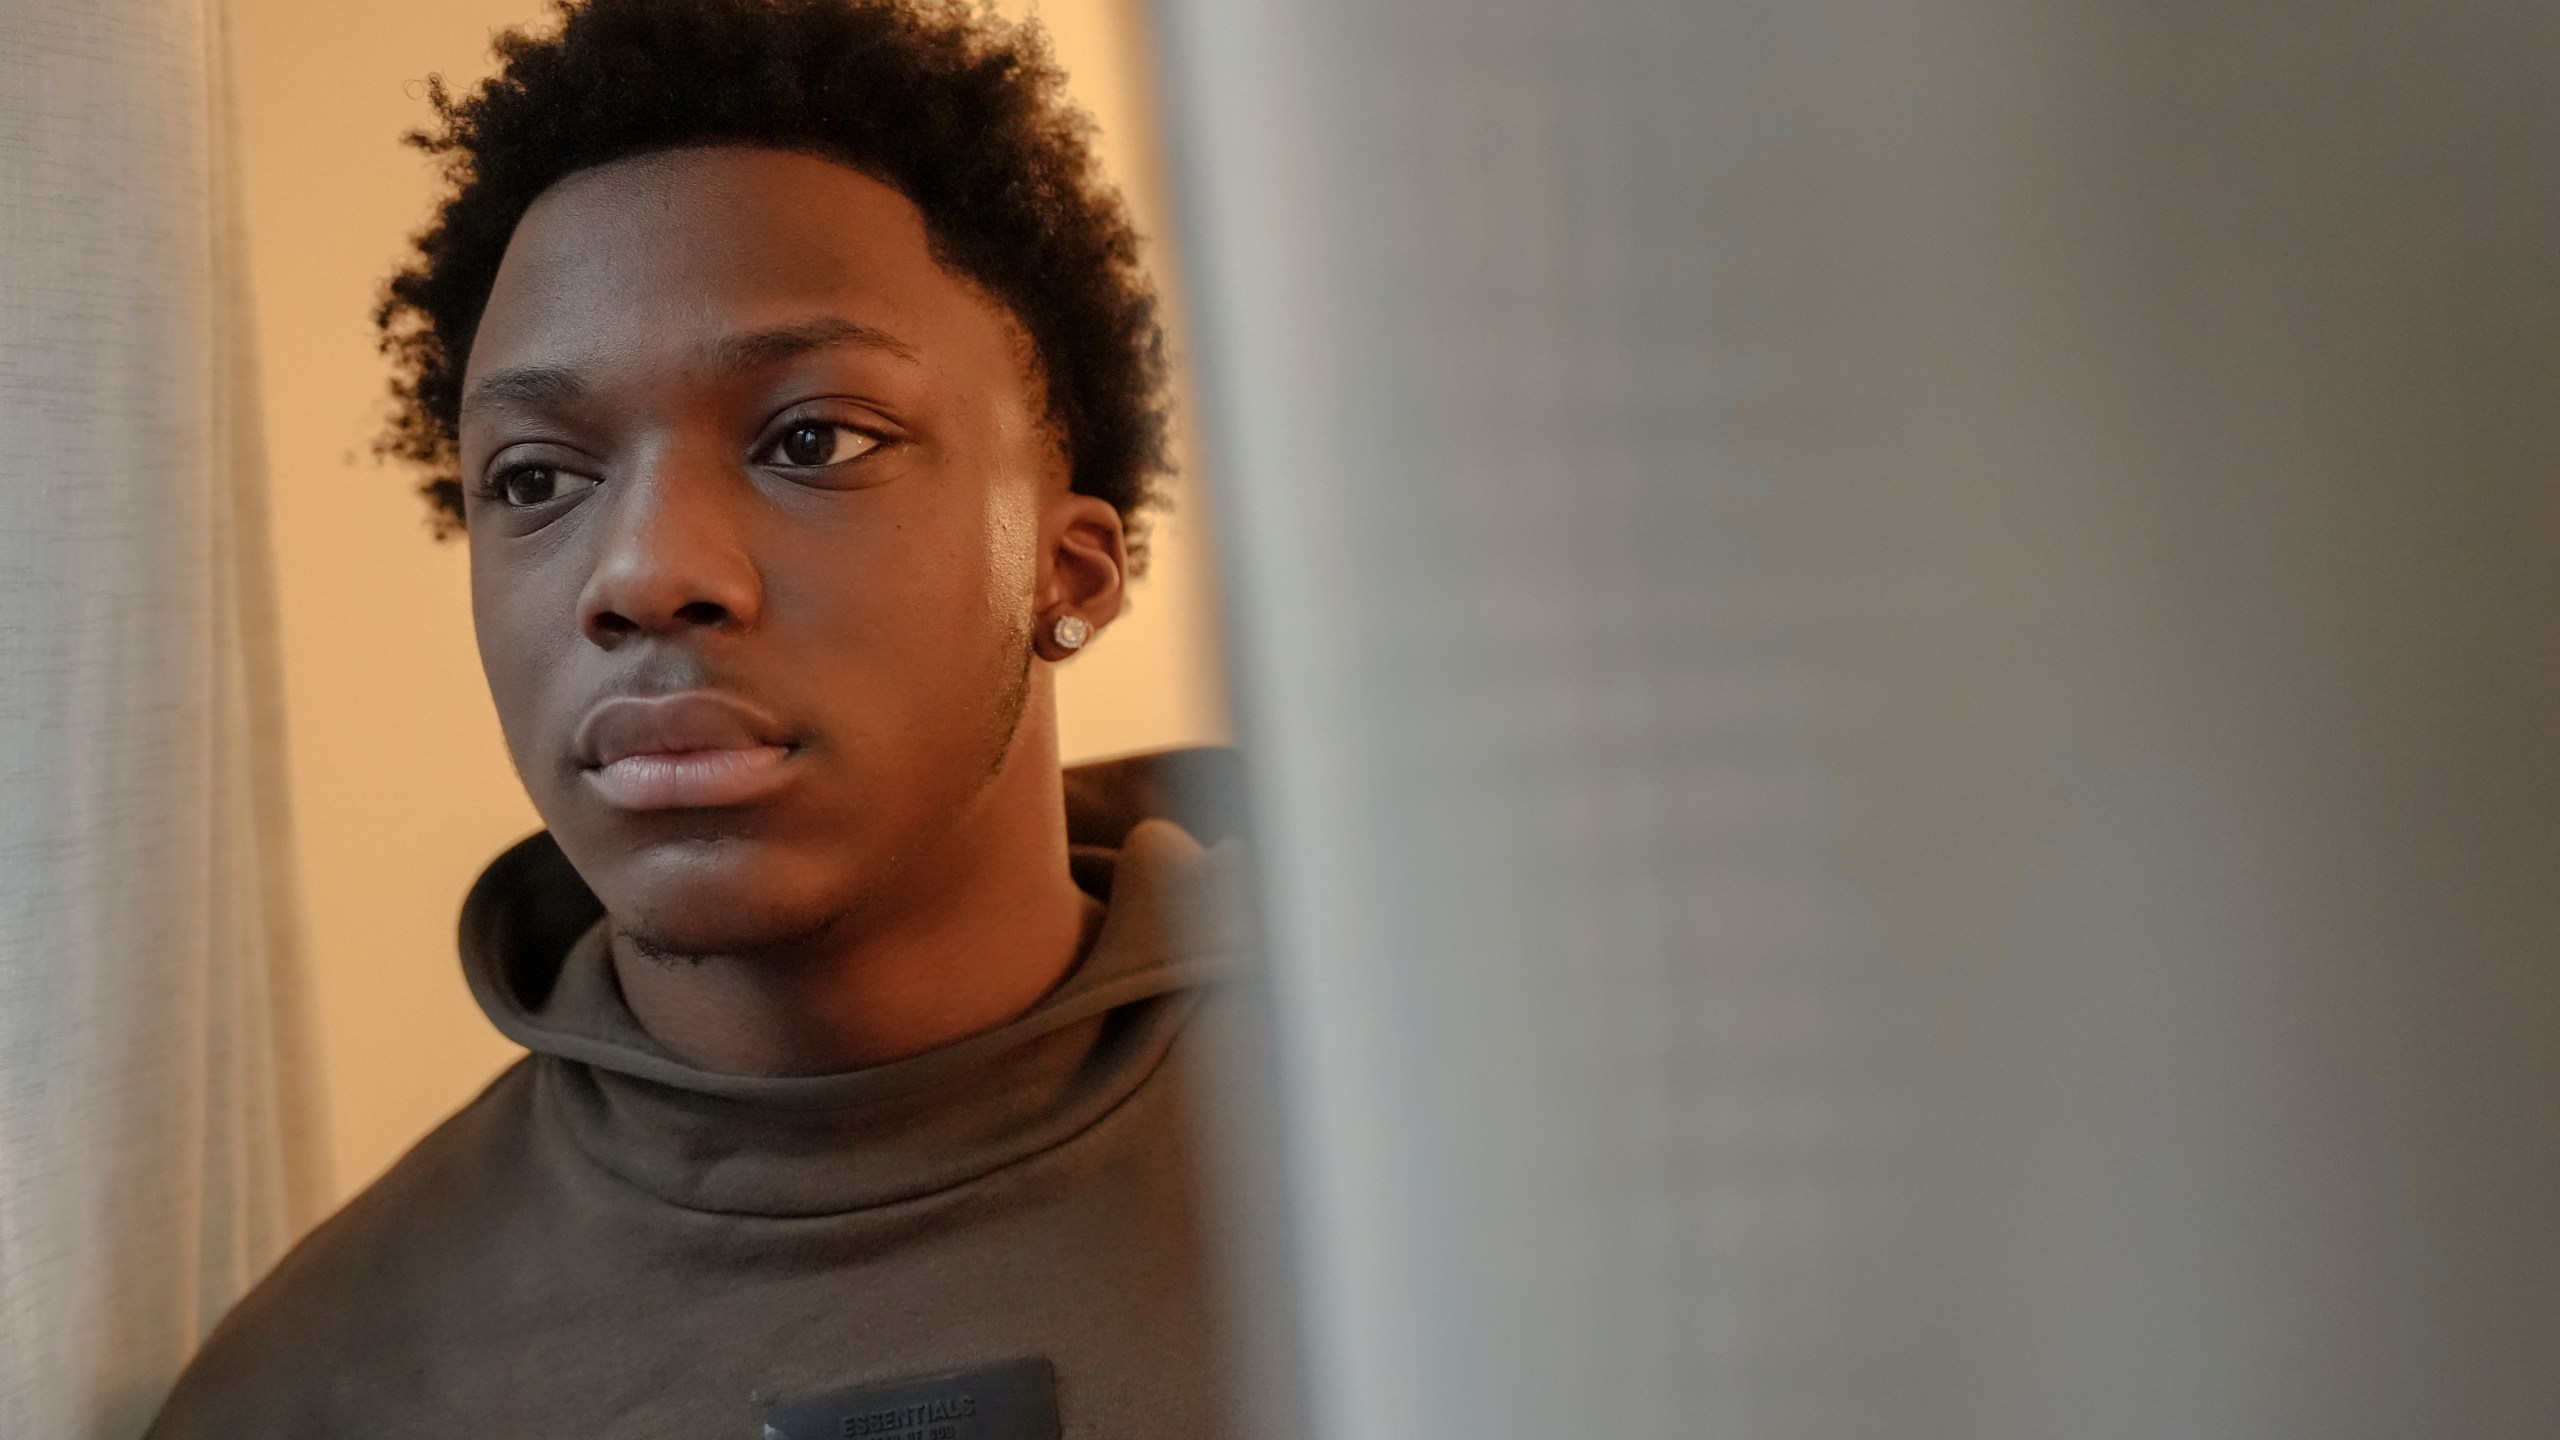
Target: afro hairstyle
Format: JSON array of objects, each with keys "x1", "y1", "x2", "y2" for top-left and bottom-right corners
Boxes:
[{"x1": 376, "y1": 0, "x2": 1172, "y2": 563}]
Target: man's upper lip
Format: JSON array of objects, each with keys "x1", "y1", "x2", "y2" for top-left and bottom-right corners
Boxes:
[{"x1": 574, "y1": 691, "x2": 793, "y2": 769}]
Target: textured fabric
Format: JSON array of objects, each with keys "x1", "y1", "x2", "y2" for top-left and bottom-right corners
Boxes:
[
  {"x1": 147, "y1": 752, "x2": 1247, "y2": 1438},
  {"x1": 1157, "y1": 0, "x2": 2560, "y2": 1435},
  {"x1": 0, "y1": 0, "x2": 325, "y2": 1435}
]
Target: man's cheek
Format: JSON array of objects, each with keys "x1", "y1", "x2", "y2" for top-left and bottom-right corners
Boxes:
[{"x1": 481, "y1": 647, "x2": 570, "y2": 800}]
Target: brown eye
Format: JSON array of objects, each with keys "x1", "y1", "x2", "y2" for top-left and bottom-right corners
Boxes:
[
  {"x1": 492, "y1": 464, "x2": 596, "y2": 508},
  {"x1": 780, "y1": 424, "x2": 831, "y2": 466},
  {"x1": 770, "y1": 423, "x2": 877, "y2": 468},
  {"x1": 501, "y1": 466, "x2": 559, "y2": 506}
]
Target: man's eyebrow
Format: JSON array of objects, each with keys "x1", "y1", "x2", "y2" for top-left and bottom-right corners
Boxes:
[
  {"x1": 461, "y1": 365, "x2": 586, "y2": 417},
  {"x1": 458, "y1": 319, "x2": 916, "y2": 419},
  {"x1": 702, "y1": 317, "x2": 919, "y2": 372}
]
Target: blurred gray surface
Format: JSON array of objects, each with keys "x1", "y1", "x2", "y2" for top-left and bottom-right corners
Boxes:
[{"x1": 1156, "y1": 1, "x2": 2560, "y2": 1436}]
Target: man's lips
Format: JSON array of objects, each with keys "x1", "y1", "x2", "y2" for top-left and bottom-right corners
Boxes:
[{"x1": 573, "y1": 691, "x2": 798, "y2": 811}]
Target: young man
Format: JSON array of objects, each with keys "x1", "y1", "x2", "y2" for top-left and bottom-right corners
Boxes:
[{"x1": 148, "y1": 1, "x2": 1244, "y2": 1434}]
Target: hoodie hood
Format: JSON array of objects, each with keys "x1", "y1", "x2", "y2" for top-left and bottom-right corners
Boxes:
[{"x1": 451, "y1": 746, "x2": 1248, "y2": 1215}]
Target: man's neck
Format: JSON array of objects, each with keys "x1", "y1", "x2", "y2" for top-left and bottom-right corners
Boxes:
[{"x1": 605, "y1": 741, "x2": 1093, "y2": 1079}]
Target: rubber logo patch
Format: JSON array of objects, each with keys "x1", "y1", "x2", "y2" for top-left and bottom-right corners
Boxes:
[{"x1": 763, "y1": 1357, "x2": 1060, "y2": 1440}]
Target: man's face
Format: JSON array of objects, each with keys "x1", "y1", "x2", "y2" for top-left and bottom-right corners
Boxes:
[{"x1": 458, "y1": 147, "x2": 1074, "y2": 954}]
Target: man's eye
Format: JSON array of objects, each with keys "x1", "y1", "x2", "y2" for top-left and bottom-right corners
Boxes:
[
  {"x1": 493, "y1": 465, "x2": 596, "y2": 508},
  {"x1": 767, "y1": 423, "x2": 880, "y2": 468}
]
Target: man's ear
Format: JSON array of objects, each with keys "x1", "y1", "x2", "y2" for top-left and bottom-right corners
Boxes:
[{"x1": 1033, "y1": 493, "x2": 1127, "y2": 661}]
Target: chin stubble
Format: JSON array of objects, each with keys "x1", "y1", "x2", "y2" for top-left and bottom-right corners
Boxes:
[{"x1": 617, "y1": 905, "x2": 844, "y2": 968}]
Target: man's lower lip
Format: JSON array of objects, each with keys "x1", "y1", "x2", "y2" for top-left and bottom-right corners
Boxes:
[{"x1": 584, "y1": 746, "x2": 793, "y2": 810}]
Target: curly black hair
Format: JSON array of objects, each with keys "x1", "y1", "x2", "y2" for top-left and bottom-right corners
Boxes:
[{"x1": 377, "y1": 0, "x2": 1170, "y2": 563}]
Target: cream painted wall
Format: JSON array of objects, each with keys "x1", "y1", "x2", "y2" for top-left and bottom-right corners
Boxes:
[{"x1": 230, "y1": 0, "x2": 1227, "y2": 1202}]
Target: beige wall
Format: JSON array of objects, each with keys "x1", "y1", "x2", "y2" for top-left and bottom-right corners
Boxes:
[{"x1": 230, "y1": 0, "x2": 1226, "y2": 1202}]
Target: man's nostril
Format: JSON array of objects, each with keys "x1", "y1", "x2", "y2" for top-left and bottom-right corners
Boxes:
[{"x1": 675, "y1": 600, "x2": 730, "y2": 628}]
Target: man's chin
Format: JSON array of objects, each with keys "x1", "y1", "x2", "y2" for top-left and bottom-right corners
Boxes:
[{"x1": 580, "y1": 843, "x2": 856, "y2": 961}]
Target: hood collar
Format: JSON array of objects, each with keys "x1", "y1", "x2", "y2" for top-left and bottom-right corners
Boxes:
[{"x1": 453, "y1": 748, "x2": 1246, "y2": 1215}]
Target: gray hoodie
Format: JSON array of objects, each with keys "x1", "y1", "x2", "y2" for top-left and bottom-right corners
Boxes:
[{"x1": 147, "y1": 749, "x2": 1248, "y2": 1439}]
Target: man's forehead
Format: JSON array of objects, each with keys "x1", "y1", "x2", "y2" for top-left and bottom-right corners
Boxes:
[
  {"x1": 462, "y1": 150, "x2": 982, "y2": 398},
  {"x1": 513, "y1": 145, "x2": 926, "y2": 258},
  {"x1": 473, "y1": 150, "x2": 939, "y2": 342}
]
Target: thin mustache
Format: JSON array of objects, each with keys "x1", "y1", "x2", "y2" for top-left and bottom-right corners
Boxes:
[
  {"x1": 567, "y1": 664, "x2": 792, "y2": 767},
  {"x1": 589, "y1": 655, "x2": 723, "y2": 700}
]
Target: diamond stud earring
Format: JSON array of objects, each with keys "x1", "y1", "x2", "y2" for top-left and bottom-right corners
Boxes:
[{"x1": 1051, "y1": 615, "x2": 1092, "y2": 652}]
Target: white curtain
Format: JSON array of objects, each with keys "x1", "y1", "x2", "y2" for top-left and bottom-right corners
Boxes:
[{"x1": 0, "y1": 0, "x2": 325, "y2": 1433}]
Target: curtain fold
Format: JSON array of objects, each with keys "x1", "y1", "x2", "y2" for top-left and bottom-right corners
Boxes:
[{"x1": 0, "y1": 0, "x2": 326, "y2": 1432}]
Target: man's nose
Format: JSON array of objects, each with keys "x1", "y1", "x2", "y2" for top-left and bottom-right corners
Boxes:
[{"x1": 576, "y1": 459, "x2": 764, "y2": 647}]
